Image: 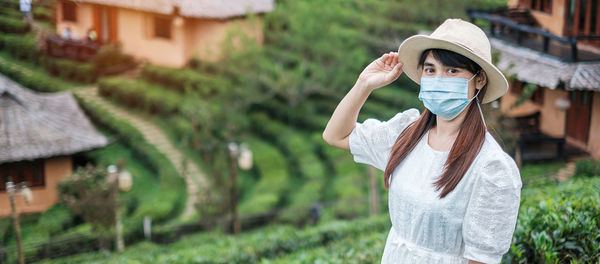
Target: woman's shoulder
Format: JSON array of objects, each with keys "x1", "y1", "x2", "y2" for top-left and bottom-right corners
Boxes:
[
  {"x1": 358, "y1": 108, "x2": 420, "y2": 135},
  {"x1": 472, "y1": 132, "x2": 522, "y2": 189},
  {"x1": 384, "y1": 108, "x2": 420, "y2": 129}
]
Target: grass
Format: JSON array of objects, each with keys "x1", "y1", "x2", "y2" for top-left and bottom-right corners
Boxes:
[
  {"x1": 519, "y1": 161, "x2": 566, "y2": 186},
  {"x1": 84, "y1": 140, "x2": 162, "y2": 222}
]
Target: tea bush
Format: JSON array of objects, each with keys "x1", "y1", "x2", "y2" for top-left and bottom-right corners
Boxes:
[
  {"x1": 0, "y1": 53, "x2": 69, "y2": 92},
  {"x1": 93, "y1": 44, "x2": 136, "y2": 75},
  {"x1": 98, "y1": 77, "x2": 183, "y2": 115},
  {"x1": 44, "y1": 57, "x2": 97, "y2": 83},
  {"x1": 574, "y1": 159, "x2": 600, "y2": 178},
  {"x1": 507, "y1": 177, "x2": 600, "y2": 263},
  {"x1": 0, "y1": 6, "x2": 22, "y2": 18},
  {"x1": 0, "y1": 33, "x2": 38, "y2": 62},
  {"x1": 0, "y1": 16, "x2": 29, "y2": 34},
  {"x1": 239, "y1": 137, "x2": 291, "y2": 215},
  {"x1": 249, "y1": 114, "x2": 327, "y2": 224},
  {"x1": 39, "y1": 215, "x2": 390, "y2": 264},
  {"x1": 262, "y1": 231, "x2": 387, "y2": 264},
  {"x1": 33, "y1": 7, "x2": 52, "y2": 22},
  {"x1": 141, "y1": 64, "x2": 229, "y2": 96}
]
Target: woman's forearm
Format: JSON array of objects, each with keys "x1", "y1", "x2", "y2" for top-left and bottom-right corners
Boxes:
[
  {"x1": 322, "y1": 79, "x2": 373, "y2": 150},
  {"x1": 322, "y1": 52, "x2": 403, "y2": 150}
]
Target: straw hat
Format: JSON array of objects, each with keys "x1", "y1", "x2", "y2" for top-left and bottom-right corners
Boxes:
[{"x1": 397, "y1": 18, "x2": 508, "y2": 103}]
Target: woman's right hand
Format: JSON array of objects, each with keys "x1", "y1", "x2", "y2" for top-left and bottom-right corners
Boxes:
[{"x1": 357, "y1": 52, "x2": 404, "y2": 91}]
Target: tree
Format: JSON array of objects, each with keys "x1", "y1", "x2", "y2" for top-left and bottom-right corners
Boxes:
[{"x1": 57, "y1": 165, "x2": 117, "y2": 252}]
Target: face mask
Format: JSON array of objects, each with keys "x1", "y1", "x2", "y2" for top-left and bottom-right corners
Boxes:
[{"x1": 418, "y1": 73, "x2": 481, "y2": 121}]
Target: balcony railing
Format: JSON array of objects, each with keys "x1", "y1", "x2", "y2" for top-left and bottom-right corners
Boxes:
[
  {"x1": 45, "y1": 35, "x2": 100, "y2": 62},
  {"x1": 467, "y1": 9, "x2": 600, "y2": 62}
]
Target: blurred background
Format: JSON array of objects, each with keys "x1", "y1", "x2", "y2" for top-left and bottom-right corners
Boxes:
[{"x1": 0, "y1": 0, "x2": 599, "y2": 263}]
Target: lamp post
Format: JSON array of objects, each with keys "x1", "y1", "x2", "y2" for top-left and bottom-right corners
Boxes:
[
  {"x1": 227, "y1": 142, "x2": 253, "y2": 234},
  {"x1": 6, "y1": 181, "x2": 32, "y2": 264},
  {"x1": 107, "y1": 165, "x2": 132, "y2": 253}
]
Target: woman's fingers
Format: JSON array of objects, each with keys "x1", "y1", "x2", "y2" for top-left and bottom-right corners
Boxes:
[
  {"x1": 395, "y1": 62, "x2": 404, "y2": 75},
  {"x1": 387, "y1": 62, "x2": 403, "y2": 81},
  {"x1": 379, "y1": 52, "x2": 401, "y2": 71},
  {"x1": 382, "y1": 52, "x2": 399, "y2": 68},
  {"x1": 382, "y1": 52, "x2": 390, "y2": 66}
]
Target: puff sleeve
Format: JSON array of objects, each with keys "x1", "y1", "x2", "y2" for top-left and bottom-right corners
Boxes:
[
  {"x1": 348, "y1": 108, "x2": 420, "y2": 171},
  {"x1": 462, "y1": 153, "x2": 523, "y2": 264}
]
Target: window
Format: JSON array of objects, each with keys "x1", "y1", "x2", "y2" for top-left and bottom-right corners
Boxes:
[
  {"x1": 62, "y1": 1, "x2": 77, "y2": 22},
  {"x1": 0, "y1": 160, "x2": 45, "y2": 191},
  {"x1": 531, "y1": 85, "x2": 544, "y2": 105},
  {"x1": 511, "y1": 80, "x2": 523, "y2": 95},
  {"x1": 530, "y1": 0, "x2": 552, "y2": 13},
  {"x1": 154, "y1": 16, "x2": 172, "y2": 39}
]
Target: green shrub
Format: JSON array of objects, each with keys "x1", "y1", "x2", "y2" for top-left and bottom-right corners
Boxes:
[
  {"x1": 36, "y1": 204, "x2": 74, "y2": 237},
  {"x1": 38, "y1": 215, "x2": 390, "y2": 264},
  {"x1": 370, "y1": 85, "x2": 422, "y2": 111},
  {"x1": 141, "y1": 64, "x2": 229, "y2": 96},
  {"x1": 247, "y1": 114, "x2": 327, "y2": 224},
  {"x1": 0, "y1": 54, "x2": 69, "y2": 92},
  {"x1": 239, "y1": 137, "x2": 290, "y2": 215},
  {"x1": 98, "y1": 77, "x2": 183, "y2": 115},
  {"x1": 33, "y1": 7, "x2": 52, "y2": 22},
  {"x1": 0, "y1": 7, "x2": 23, "y2": 19},
  {"x1": 0, "y1": 16, "x2": 29, "y2": 34},
  {"x1": 0, "y1": 218, "x2": 12, "y2": 245},
  {"x1": 44, "y1": 57, "x2": 97, "y2": 83},
  {"x1": 508, "y1": 178, "x2": 600, "y2": 263},
  {"x1": 264, "y1": 231, "x2": 387, "y2": 263},
  {"x1": 0, "y1": 33, "x2": 38, "y2": 62},
  {"x1": 574, "y1": 159, "x2": 600, "y2": 177},
  {"x1": 93, "y1": 43, "x2": 136, "y2": 75}
]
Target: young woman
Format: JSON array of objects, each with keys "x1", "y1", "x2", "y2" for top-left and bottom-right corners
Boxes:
[{"x1": 322, "y1": 19, "x2": 522, "y2": 264}]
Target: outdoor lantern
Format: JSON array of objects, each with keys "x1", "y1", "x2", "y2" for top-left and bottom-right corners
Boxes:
[
  {"x1": 228, "y1": 142, "x2": 239, "y2": 157},
  {"x1": 238, "y1": 143, "x2": 253, "y2": 171},
  {"x1": 555, "y1": 97, "x2": 571, "y2": 111},
  {"x1": 20, "y1": 185, "x2": 33, "y2": 204},
  {"x1": 491, "y1": 100, "x2": 499, "y2": 109},
  {"x1": 118, "y1": 171, "x2": 133, "y2": 191},
  {"x1": 174, "y1": 16, "x2": 184, "y2": 27},
  {"x1": 108, "y1": 165, "x2": 118, "y2": 176}
]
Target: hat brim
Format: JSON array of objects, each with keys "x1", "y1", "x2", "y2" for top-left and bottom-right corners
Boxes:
[{"x1": 397, "y1": 35, "x2": 508, "y2": 104}]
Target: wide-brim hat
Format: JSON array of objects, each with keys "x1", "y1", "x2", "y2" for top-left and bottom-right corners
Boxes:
[{"x1": 397, "y1": 18, "x2": 508, "y2": 103}]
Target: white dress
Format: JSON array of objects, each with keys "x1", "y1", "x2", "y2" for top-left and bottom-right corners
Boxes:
[{"x1": 348, "y1": 108, "x2": 522, "y2": 264}]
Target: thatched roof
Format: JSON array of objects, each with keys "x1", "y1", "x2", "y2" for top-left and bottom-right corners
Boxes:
[
  {"x1": 73, "y1": 0, "x2": 275, "y2": 19},
  {"x1": 491, "y1": 38, "x2": 600, "y2": 91},
  {"x1": 0, "y1": 75, "x2": 108, "y2": 163}
]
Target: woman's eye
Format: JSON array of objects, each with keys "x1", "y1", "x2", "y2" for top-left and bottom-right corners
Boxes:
[
  {"x1": 425, "y1": 68, "x2": 434, "y2": 73},
  {"x1": 448, "y1": 68, "x2": 458, "y2": 74}
]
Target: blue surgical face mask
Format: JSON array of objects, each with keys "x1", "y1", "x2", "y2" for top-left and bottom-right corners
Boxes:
[{"x1": 418, "y1": 73, "x2": 480, "y2": 121}]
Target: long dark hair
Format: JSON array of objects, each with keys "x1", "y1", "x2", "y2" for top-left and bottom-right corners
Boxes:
[{"x1": 383, "y1": 49, "x2": 488, "y2": 198}]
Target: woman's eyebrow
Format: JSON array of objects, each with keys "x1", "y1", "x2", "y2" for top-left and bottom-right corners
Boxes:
[{"x1": 424, "y1": 62, "x2": 435, "y2": 67}]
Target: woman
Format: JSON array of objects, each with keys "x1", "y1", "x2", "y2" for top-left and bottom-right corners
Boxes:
[{"x1": 322, "y1": 19, "x2": 522, "y2": 264}]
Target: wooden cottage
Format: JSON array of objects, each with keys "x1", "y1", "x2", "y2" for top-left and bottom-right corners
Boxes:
[
  {"x1": 0, "y1": 75, "x2": 107, "y2": 217},
  {"x1": 469, "y1": 0, "x2": 600, "y2": 161},
  {"x1": 54, "y1": 0, "x2": 275, "y2": 67}
]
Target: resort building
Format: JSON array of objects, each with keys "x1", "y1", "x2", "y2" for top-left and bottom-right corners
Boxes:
[
  {"x1": 0, "y1": 75, "x2": 107, "y2": 217},
  {"x1": 53, "y1": 0, "x2": 275, "y2": 67},
  {"x1": 469, "y1": 0, "x2": 600, "y2": 161}
]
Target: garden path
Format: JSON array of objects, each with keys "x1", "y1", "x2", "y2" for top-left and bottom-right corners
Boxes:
[
  {"x1": 73, "y1": 86, "x2": 209, "y2": 219},
  {"x1": 554, "y1": 161, "x2": 576, "y2": 182}
]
